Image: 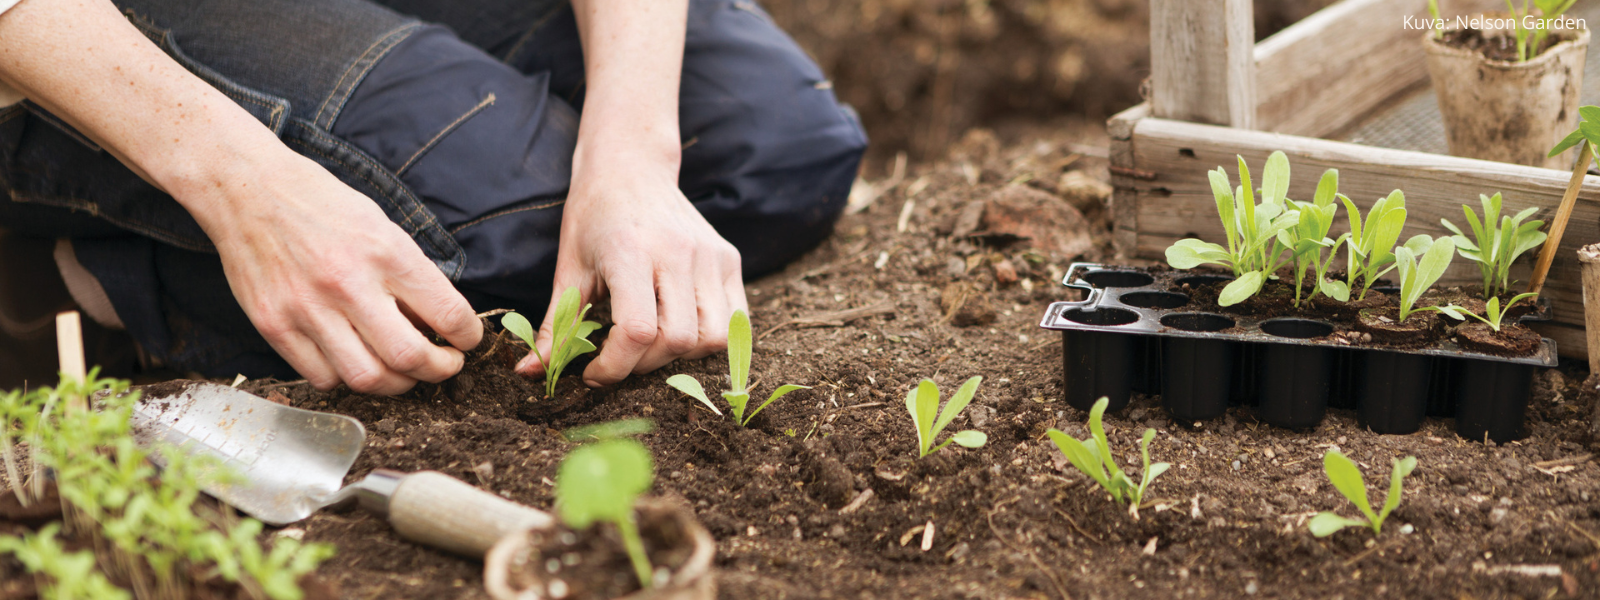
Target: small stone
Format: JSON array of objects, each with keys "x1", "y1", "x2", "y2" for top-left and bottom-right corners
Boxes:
[
  {"x1": 747, "y1": 526, "x2": 760, "y2": 537},
  {"x1": 375, "y1": 418, "x2": 398, "y2": 434},
  {"x1": 1232, "y1": 459, "x2": 1241, "y2": 471},
  {"x1": 1400, "y1": 524, "x2": 1414, "y2": 534},
  {"x1": 471, "y1": 461, "x2": 494, "y2": 483},
  {"x1": 1245, "y1": 581, "x2": 1259, "y2": 595},
  {"x1": 1489, "y1": 507, "x2": 1509, "y2": 526},
  {"x1": 993, "y1": 259, "x2": 1019, "y2": 285},
  {"x1": 947, "y1": 257, "x2": 968, "y2": 278},
  {"x1": 829, "y1": 524, "x2": 847, "y2": 538}
]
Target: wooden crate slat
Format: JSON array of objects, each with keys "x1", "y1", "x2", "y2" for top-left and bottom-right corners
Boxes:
[
  {"x1": 1253, "y1": 0, "x2": 1499, "y2": 137},
  {"x1": 1119, "y1": 117, "x2": 1598, "y2": 356}
]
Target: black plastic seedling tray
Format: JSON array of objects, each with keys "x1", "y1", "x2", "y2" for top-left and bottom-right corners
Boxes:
[{"x1": 1038, "y1": 263, "x2": 1557, "y2": 443}]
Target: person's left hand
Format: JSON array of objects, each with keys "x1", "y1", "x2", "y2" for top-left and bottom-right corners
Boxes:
[{"x1": 515, "y1": 159, "x2": 747, "y2": 386}]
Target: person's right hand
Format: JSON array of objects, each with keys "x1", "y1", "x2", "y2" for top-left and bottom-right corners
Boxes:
[{"x1": 194, "y1": 154, "x2": 482, "y2": 394}]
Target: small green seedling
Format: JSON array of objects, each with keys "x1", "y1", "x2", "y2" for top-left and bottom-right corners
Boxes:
[
  {"x1": 1504, "y1": 0, "x2": 1579, "y2": 62},
  {"x1": 1550, "y1": 105, "x2": 1600, "y2": 160},
  {"x1": 666, "y1": 310, "x2": 809, "y2": 426},
  {"x1": 1440, "y1": 193, "x2": 1547, "y2": 300},
  {"x1": 1047, "y1": 397, "x2": 1169, "y2": 514},
  {"x1": 556, "y1": 420, "x2": 657, "y2": 590},
  {"x1": 905, "y1": 377, "x2": 988, "y2": 458},
  {"x1": 1427, "y1": 0, "x2": 1443, "y2": 39},
  {"x1": 1437, "y1": 292, "x2": 1540, "y2": 332},
  {"x1": 502, "y1": 286, "x2": 601, "y2": 399},
  {"x1": 1338, "y1": 190, "x2": 1413, "y2": 300},
  {"x1": 1392, "y1": 236, "x2": 1457, "y2": 322},
  {"x1": 1309, "y1": 451, "x2": 1417, "y2": 537},
  {"x1": 1165, "y1": 151, "x2": 1303, "y2": 306},
  {"x1": 1279, "y1": 168, "x2": 1346, "y2": 306},
  {"x1": 0, "y1": 524, "x2": 130, "y2": 600}
]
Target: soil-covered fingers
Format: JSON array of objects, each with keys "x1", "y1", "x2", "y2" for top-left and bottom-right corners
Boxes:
[
  {"x1": 633, "y1": 268, "x2": 700, "y2": 373},
  {"x1": 583, "y1": 274, "x2": 658, "y2": 386},
  {"x1": 349, "y1": 295, "x2": 465, "y2": 384},
  {"x1": 308, "y1": 312, "x2": 418, "y2": 395}
]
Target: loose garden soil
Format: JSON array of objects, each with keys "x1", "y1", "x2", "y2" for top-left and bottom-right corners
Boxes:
[
  {"x1": 6, "y1": 135, "x2": 1600, "y2": 599},
  {"x1": 1439, "y1": 28, "x2": 1578, "y2": 63},
  {"x1": 15, "y1": 131, "x2": 1587, "y2": 600}
]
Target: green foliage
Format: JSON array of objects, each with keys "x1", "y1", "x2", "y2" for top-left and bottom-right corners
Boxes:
[
  {"x1": 1440, "y1": 193, "x2": 1547, "y2": 299},
  {"x1": 904, "y1": 377, "x2": 989, "y2": 458},
  {"x1": 1164, "y1": 151, "x2": 1304, "y2": 306},
  {"x1": 1549, "y1": 105, "x2": 1600, "y2": 158},
  {"x1": 556, "y1": 421, "x2": 656, "y2": 590},
  {"x1": 666, "y1": 310, "x2": 809, "y2": 426},
  {"x1": 1392, "y1": 236, "x2": 1457, "y2": 321},
  {"x1": 1504, "y1": 0, "x2": 1579, "y2": 62},
  {"x1": 1309, "y1": 451, "x2": 1417, "y2": 537},
  {"x1": 1278, "y1": 169, "x2": 1348, "y2": 307},
  {"x1": 1428, "y1": 0, "x2": 1443, "y2": 39},
  {"x1": 501, "y1": 286, "x2": 602, "y2": 399},
  {"x1": 1437, "y1": 292, "x2": 1540, "y2": 332},
  {"x1": 1338, "y1": 190, "x2": 1414, "y2": 300},
  {"x1": 0, "y1": 372, "x2": 333, "y2": 600},
  {"x1": 1046, "y1": 397, "x2": 1170, "y2": 511},
  {"x1": 0, "y1": 524, "x2": 129, "y2": 600}
]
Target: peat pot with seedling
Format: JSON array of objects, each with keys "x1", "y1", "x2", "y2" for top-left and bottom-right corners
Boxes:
[
  {"x1": 1040, "y1": 151, "x2": 1558, "y2": 443},
  {"x1": 485, "y1": 420, "x2": 716, "y2": 600},
  {"x1": 1422, "y1": 0, "x2": 1589, "y2": 168}
]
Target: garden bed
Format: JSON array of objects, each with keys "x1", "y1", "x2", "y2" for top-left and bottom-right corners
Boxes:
[{"x1": 5, "y1": 133, "x2": 1598, "y2": 599}]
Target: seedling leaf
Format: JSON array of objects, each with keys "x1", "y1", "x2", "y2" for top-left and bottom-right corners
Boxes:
[
  {"x1": 1378, "y1": 456, "x2": 1418, "y2": 525},
  {"x1": 1218, "y1": 271, "x2": 1264, "y2": 306},
  {"x1": 729, "y1": 309, "x2": 751, "y2": 393},
  {"x1": 745, "y1": 384, "x2": 810, "y2": 424},
  {"x1": 1323, "y1": 451, "x2": 1378, "y2": 524},
  {"x1": 1309, "y1": 512, "x2": 1369, "y2": 537},
  {"x1": 666, "y1": 375, "x2": 723, "y2": 416}
]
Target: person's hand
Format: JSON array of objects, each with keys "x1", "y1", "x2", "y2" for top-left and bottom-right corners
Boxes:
[
  {"x1": 197, "y1": 155, "x2": 482, "y2": 394},
  {"x1": 515, "y1": 161, "x2": 746, "y2": 387}
]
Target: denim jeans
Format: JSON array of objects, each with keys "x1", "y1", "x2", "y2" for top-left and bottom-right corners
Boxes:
[{"x1": 0, "y1": 0, "x2": 867, "y2": 378}]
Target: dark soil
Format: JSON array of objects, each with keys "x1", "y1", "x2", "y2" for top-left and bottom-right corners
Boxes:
[
  {"x1": 1458, "y1": 322, "x2": 1545, "y2": 357},
  {"x1": 1356, "y1": 307, "x2": 1442, "y2": 347},
  {"x1": 1439, "y1": 27, "x2": 1577, "y2": 63},
  {"x1": 29, "y1": 133, "x2": 1582, "y2": 600}
]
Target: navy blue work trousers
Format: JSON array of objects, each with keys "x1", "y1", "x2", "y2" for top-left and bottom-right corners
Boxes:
[{"x1": 0, "y1": 0, "x2": 867, "y2": 378}]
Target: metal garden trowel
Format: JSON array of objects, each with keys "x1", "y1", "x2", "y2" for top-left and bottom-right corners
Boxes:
[{"x1": 127, "y1": 381, "x2": 550, "y2": 557}]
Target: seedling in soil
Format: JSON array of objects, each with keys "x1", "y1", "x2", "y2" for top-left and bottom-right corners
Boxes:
[
  {"x1": 666, "y1": 310, "x2": 809, "y2": 426},
  {"x1": 501, "y1": 286, "x2": 601, "y2": 399},
  {"x1": 1392, "y1": 236, "x2": 1457, "y2": 322},
  {"x1": 1046, "y1": 397, "x2": 1169, "y2": 514},
  {"x1": 1427, "y1": 0, "x2": 1442, "y2": 39},
  {"x1": 0, "y1": 523, "x2": 130, "y2": 600},
  {"x1": 556, "y1": 420, "x2": 657, "y2": 590},
  {"x1": 1309, "y1": 450, "x2": 1417, "y2": 537},
  {"x1": 1338, "y1": 190, "x2": 1426, "y2": 300},
  {"x1": 1440, "y1": 193, "x2": 1547, "y2": 300},
  {"x1": 905, "y1": 376, "x2": 988, "y2": 458},
  {"x1": 1164, "y1": 151, "x2": 1302, "y2": 306},
  {"x1": 1437, "y1": 292, "x2": 1540, "y2": 332},
  {"x1": 1503, "y1": 0, "x2": 1579, "y2": 62},
  {"x1": 1280, "y1": 168, "x2": 1348, "y2": 306}
]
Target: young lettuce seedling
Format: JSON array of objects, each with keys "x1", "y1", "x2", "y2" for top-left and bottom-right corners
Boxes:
[
  {"x1": 556, "y1": 420, "x2": 657, "y2": 590},
  {"x1": 1437, "y1": 292, "x2": 1540, "y2": 332},
  {"x1": 1309, "y1": 451, "x2": 1417, "y2": 537},
  {"x1": 905, "y1": 377, "x2": 988, "y2": 458},
  {"x1": 502, "y1": 286, "x2": 602, "y2": 399},
  {"x1": 1279, "y1": 169, "x2": 1347, "y2": 306},
  {"x1": 666, "y1": 310, "x2": 809, "y2": 426},
  {"x1": 1165, "y1": 151, "x2": 1303, "y2": 306},
  {"x1": 1337, "y1": 190, "x2": 1412, "y2": 300},
  {"x1": 1440, "y1": 193, "x2": 1547, "y2": 300},
  {"x1": 1046, "y1": 397, "x2": 1169, "y2": 514},
  {"x1": 1392, "y1": 236, "x2": 1457, "y2": 322},
  {"x1": 1503, "y1": 0, "x2": 1579, "y2": 62}
]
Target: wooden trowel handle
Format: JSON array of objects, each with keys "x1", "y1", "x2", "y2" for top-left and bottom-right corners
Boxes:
[{"x1": 386, "y1": 471, "x2": 554, "y2": 558}]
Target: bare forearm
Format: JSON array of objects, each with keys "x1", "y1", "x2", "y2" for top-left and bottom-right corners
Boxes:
[
  {"x1": 0, "y1": 0, "x2": 292, "y2": 226},
  {"x1": 569, "y1": 0, "x2": 688, "y2": 179}
]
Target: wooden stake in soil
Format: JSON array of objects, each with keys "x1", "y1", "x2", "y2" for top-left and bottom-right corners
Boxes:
[
  {"x1": 1529, "y1": 140, "x2": 1594, "y2": 295},
  {"x1": 55, "y1": 311, "x2": 86, "y2": 411},
  {"x1": 1578, "y1": 244, "x2": 1600, "y2": 373}
]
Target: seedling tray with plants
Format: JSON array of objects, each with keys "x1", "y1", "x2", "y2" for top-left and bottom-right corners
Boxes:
[{"x1": 1039, "y1": 262, "x2": 1557, "y2": 443}]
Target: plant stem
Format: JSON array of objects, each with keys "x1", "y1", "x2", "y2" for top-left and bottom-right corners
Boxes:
[{"x1": 617, "y1": 514, "x2": 655, "y2": 590}]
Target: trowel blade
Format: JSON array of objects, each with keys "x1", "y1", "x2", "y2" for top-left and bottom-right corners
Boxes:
[{"x1": 129, "y1": 381, "x2": 365, "y2": 525}]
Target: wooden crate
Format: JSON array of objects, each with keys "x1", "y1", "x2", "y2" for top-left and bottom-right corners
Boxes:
[{"x1": 1113, "y1": 0, "x2": 1593, "y2": 359}]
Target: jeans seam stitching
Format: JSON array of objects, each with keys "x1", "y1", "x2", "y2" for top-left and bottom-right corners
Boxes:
[
  {"x1": 396, "y1": 92, "x2": 496, "y2": 177},
  {"x1": 448, "y1": 198, "x2": 566, "y2": 235},
  {"x1": 499, "y1": 3, "x2": 570, "y2": 65},
  {"x1": 9, "y1": 191, "x2": 214, "y2": 252},
  {"x1": 315, "y1": 23, "x2": 421, "y2": 130}
]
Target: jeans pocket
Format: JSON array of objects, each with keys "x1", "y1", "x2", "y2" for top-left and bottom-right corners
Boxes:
[{"x1": 124, "y1": 12, "x2": 291, "y2": 134}]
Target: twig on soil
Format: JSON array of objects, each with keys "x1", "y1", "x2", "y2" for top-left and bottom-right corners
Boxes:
[
  {"x1": 839, "y1": 488, "x2": 875, "y2": 514},
  {"x1": 1565, "y1": 521, "x2": 1600, "y2": 552},
  {"x1": 757, "y1": 301, "x2": 897, "y2": 340},
  {"x1": 474, "y1": 308, "x2": 513, "y2": 319},
  {"x1": 987, "y1": 497, "x2": 1072, "y2": 600},
  {"x1": 1343, "y1": 537, "x2": 1402, "y2": 567},
  {"x1": 838, "y1": 402, "x2": 885, "y2": 411},
  {"x1": 1030, "y1": 336, "x2": 1062, "y2": 351},
  {"x1": 1051, "y1": 509, "x2": 1099, "y2": 545},
  {"x1": 1534, "y1": 454, "x2": 1593, "y2": 470}
]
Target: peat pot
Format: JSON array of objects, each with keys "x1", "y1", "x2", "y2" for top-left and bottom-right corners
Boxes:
[
  {"x1": 1423, "y1": 25, "x2": 1589, "y2": 169},
  {"x1": 485, "y1": 499, "x2": 716, "y2": 600}
]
